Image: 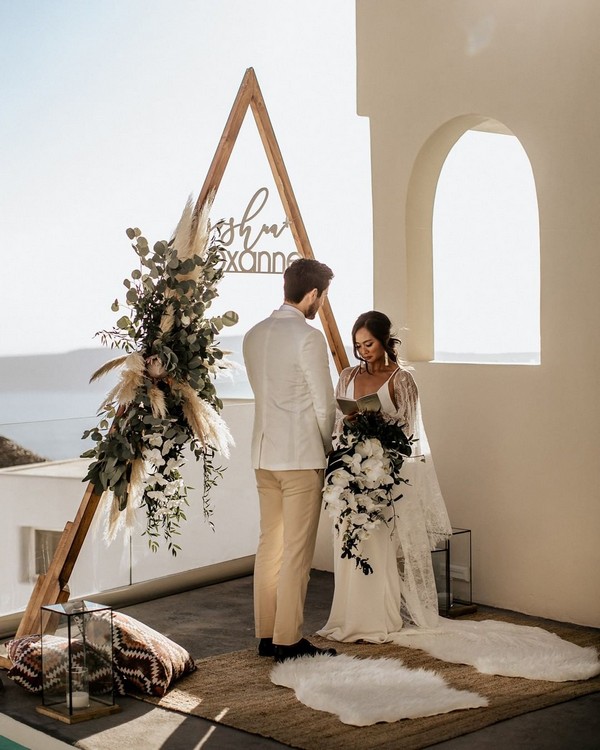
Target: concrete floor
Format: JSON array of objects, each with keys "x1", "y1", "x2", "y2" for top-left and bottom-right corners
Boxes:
[{"x1": 1, "y1": 570, "x2": 599, "y2": 749}]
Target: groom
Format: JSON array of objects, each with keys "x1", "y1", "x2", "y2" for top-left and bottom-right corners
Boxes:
[{"x1": 243, "y1": 258, "x2": 337, "y2": 662}]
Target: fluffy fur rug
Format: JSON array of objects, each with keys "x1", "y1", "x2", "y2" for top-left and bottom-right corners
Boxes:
[
  {"x1": 390, "y1": 618, "x2": 600, "y2": 682},
  {"x1": 270, "y1": 654, "x2": 488, "y2": 726}
]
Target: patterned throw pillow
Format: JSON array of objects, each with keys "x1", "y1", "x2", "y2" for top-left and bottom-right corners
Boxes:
[
  {"x1": 7, "y1": 634, "x2": 63, "y2": 693},
  {"x1": 6, "y1": 634, "x2": 112, "y2": 694},
  {"x1": 7, "y1": 613, "x2": 196, "y2": 698},
  {"x1": 110, "y1": 612, "x2": 196, "y2": 697}
]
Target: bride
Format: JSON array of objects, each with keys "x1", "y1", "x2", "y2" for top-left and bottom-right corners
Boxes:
[
  {"x1": 318, "y1": 310, "x2": 452, "y2": 642},
  {"x1": 318, "y1": 311, "x2": 600, "y2": 683}
]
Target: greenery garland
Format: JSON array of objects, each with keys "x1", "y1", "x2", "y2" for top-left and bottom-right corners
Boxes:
[{"x1": 82, "y1": 197, "x2": 238, "y2": 555}]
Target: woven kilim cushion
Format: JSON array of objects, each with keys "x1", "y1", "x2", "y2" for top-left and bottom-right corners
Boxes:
[
  {"x1": 110, "y1": 612, "x2": 196, "y2": 697},
  {"x1": 6, "y1": 634, "x2": 112, "y2": 693},
  {"x1": 7, "y1": 613, "x2": 195, "y2": 698}
]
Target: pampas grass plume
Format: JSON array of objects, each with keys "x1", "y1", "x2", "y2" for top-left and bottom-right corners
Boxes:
[
  {"x1": 149, "y1": 384, "x2": 167, "y2": 419},
  {"x1": 175, "y1": 381, "x2": 234, "y2": 457}
]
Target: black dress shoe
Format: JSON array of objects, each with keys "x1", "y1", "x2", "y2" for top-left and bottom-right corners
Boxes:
[
  {"x1": 258, "y1": 637, "x2": 276, "y2": 657},
  {"x1": 274, "y1": 638, "x2": 337, "y2": 662}
]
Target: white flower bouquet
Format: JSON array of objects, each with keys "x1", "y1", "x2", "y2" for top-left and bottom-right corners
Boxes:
[{"x1": 323, "y1": 411, "x2": 413, "y2": 575}]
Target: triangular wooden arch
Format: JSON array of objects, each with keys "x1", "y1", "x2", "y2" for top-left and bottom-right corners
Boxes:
[
  {"x1": 5, "y1": 68, "x2": 349, "y2": 654},
  {"x1": 195, "y1": 67, "x2": 348, "y2": 372}
]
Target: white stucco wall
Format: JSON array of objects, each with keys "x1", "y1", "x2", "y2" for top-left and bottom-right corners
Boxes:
[
  {"x1": 0, "y1": 402, "x2": 259, "y2": 622},
  {"x1": 356, "y1": 0, "x2": 600, "y2": 625}
]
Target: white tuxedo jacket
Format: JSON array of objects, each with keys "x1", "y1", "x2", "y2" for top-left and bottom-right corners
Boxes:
[{"x1": 243, "y1": 305, "x2": 335, "y2": 470}]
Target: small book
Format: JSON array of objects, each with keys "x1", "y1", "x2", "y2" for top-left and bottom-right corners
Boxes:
[{"x1": 336, "y1": 393, "x2": 382, "y2": 416}]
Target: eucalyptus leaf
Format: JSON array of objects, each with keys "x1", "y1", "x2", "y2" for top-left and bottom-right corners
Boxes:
[
  {"x1": 222, "y1": 310, "x2": 239, "y2": 326},
  {"x1": 180, "y1": 258, "x2": 195, "y2": 274}
]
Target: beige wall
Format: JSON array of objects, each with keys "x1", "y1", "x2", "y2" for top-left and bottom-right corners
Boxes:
[{"x1": 356, "y1": 0, "x2": 600, "y2": 625}]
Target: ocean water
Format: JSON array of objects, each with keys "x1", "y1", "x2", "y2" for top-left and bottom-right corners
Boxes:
[
  {"x1": 0, "y1": 342, "x2": 254, "y2": 461},
  {"x1": 0, "y1": 378, "x2": 252, "y2": 462}
]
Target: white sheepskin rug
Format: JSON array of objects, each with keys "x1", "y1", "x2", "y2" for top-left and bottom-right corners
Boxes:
[
  {"x1": 270, "y1": 653, "x2": 488, "y2": 726},
  {"x1": 391, "y1": 618, "x2": 600, "y2": 682}
]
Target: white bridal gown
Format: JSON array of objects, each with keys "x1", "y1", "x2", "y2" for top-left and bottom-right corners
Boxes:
[
  {"x1": 317, "y1": 366, "x2": 600, "y2": 682},
  {"x1": 318, "y1": 365, "x2": 453, "y2": 642}
]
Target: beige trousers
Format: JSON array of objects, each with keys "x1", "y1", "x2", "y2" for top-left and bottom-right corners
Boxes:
[{"x1": 253, "y1": 468, "x2": 324, "y2": 646}]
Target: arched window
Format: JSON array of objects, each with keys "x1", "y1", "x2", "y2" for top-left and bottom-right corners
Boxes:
[{"x1": 432, "y1": 128, "x2": 540, "y2": 364}]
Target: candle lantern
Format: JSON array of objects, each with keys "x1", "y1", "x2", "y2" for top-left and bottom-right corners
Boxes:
[
  {"x1": 36, "y1": 600, "x2": 120, "y2": 723},
  {"x1": 432, "y1": 527, "x2": 477, "y2": 617}
]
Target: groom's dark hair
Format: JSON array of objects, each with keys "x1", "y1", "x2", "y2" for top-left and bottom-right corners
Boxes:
[{"x1": 283, "y1": 258, "x2": 334, "y2": 303}]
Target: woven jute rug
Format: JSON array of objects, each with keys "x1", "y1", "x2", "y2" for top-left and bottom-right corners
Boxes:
[{"x1": 138, "y1": 611, "x2": 600, "y2": 750}]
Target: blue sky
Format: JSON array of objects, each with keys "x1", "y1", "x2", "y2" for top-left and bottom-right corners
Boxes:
[
  {"x1": 0, "y1": 1, "x2": 540, "y2": 362},
  {"x1": 0, "y1": 0, "x2": 372, "y2": 356}
]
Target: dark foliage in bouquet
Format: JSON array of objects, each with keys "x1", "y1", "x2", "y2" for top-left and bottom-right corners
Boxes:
[
  {"x1": 323, "y1": 410, "x2": 413, "y2": 575},
  {"x1": 82, "y1": 196, "x2": 238, "y2": 555}
]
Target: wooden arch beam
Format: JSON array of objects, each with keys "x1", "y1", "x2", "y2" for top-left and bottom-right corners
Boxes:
[{"x1": 195, "y1": 67, "x2": 349, "y2": 374}]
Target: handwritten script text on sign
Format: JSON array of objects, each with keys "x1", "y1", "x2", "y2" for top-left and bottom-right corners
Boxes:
[{"x1": 213, "y1": 187, "x2": 300, "y2": 274}]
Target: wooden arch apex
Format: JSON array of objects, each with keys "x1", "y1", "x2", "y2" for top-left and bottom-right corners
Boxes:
[{"x1": 194, "y1": 67, "x2": 349, "y2": 374}]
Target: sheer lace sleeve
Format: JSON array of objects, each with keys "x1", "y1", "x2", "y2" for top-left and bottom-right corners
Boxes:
[{"x1": 391, "y1": 367, "x2": 418, "y2": 435}]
